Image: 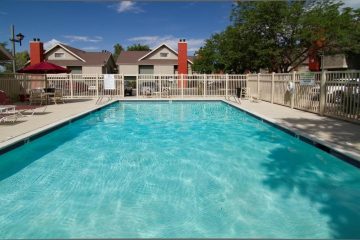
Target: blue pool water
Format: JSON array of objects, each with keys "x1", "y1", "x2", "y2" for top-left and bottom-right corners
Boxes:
[{"x1": 0, "y1": 101, "x2": 359, "y2": 238}]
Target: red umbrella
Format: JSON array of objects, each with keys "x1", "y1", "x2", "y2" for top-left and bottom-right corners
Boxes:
[{"x1": 17, "y1": 61, "x2": 70, "y2": 74}]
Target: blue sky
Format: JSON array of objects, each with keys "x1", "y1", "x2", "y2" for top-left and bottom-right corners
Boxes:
[
  {"x1": 0, "y1": 1, "x2": 233, "y2": 54},
  {"x1": 1, "y1": 0, "x2": 359, "y2": 55}
]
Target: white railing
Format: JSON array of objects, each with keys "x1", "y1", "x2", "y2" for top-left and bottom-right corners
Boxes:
[{"x1": 0, "y1": 72, "x2": 358, "y2": 123}]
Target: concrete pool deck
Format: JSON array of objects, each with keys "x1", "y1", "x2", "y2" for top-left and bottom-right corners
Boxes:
[{"x1": 1, "y1": 97, "x2": 359, "y2": 161}]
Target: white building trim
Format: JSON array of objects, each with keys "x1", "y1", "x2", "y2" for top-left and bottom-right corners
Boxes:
[
  {"x1": 45, "y1": 44, "x2": 86, "y2": 62},
  {"x1": 137, "y1": 43, "x2": 193, "y2": 64}
]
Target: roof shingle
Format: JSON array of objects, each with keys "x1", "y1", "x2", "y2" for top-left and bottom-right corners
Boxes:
[
  {"x1": 47, "y1": 44, "x2": 112, "y2": 66},
  {"x1": 117, "y1": 49, "x2": 194, "y2": 65}
]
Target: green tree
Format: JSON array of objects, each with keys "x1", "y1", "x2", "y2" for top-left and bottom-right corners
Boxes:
[
  {"x1": 126, "y1": 44, "x2": 151, "y2": 51},
  {"x1": 0, "y1": 42, "x2": 29, "y2": 73},
  {"x1": 113, "y1": 43, "x2": 124, "y2": 60},
  {"x1": 194, "y1": 0, "x2": 360, "y2": 73}
]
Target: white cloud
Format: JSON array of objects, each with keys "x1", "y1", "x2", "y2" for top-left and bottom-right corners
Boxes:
[
  {"x1": 114, "y1": 1, "x2": 143, "y2": 13},
  {"x1": 43, "y1": 39, "x2": 62, "y2": 50},
  {"x1": 128, "y1": 35, "x2": 204, "y2": 53},
  {"x1": 81, "y1": 46, "x2": 99, "y2": 51},
  {"x1": 342, "y1": 0, "x2": 360, "y2": 9},
  {"x1": 63, "y1": 35, "x2": 103, "y2": 43}
]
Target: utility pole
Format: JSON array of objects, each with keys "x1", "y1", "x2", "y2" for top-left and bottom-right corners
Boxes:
[
  {"x1": 9, "y1": 24, "x2": 25, "y2": 74},
  {"x1": 11, "y1": 25, "x2": 16, "y2": 73}
]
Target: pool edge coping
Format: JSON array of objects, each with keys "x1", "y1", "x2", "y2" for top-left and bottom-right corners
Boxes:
[
  {"x1": 0, "y1": 100, "x2": 118, "y2": 154},
  {"x1": 222, "y1": 100, "x2": 360, "y2": 166}
]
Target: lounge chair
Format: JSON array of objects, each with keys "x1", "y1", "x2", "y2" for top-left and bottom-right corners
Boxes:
[
  {"x1": 0, "y1": 90, "x2": 47, "y2": 116},
  {"x1": 0, "y1": 105, "x2": 19, "y2": 123}
]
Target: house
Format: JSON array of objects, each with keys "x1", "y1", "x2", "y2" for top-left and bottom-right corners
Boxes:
[
  {"x1": 117, "y1": 39, "x2": 194, "y2": 77},
  {"x1": 321, "y1": 54, "x2": 360, "y2": 71},
  {"x1": 0, "y1": 44, "x2": 13, "y2": 62},
  {"x1": 28, "y1": 39, "x2": 117, "y2": 74}
]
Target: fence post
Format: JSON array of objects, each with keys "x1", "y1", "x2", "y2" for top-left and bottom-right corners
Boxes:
[
  {"x1": 136, "y1": 74, "x2": 139, "y2": 98},
  {"x1": 121, "y1": 74, "x2": 124, "y2": 98},
  {"x1": 291, "y1": 71, "x2": 296, "y2": 109},
  {"x1": 69, "y1": 73, "x2": 73, "y2": 99},
  {"x1": 96, "y1": 74, "x2": 99, "y2": 98},
  {"x1": 159, "y1": 75, "x2": 161, "y2": 98},
  {"x1": 257, "y1": 73, "x2": 260, "y2": 97},
  {"x1": 203, "y1": 74, "x2": 206, "y2": 97},
  {"x1": 225, "y1": 74, "x2": 229, "y2": 98},
  {"x1": 181, "y1": 74, "x2": 184, "y2": 98},
  {"x1": 271, "y1": 72, "x2": 275, "y2": 104},
  {"x1": 319, "y1": 70, "x2": 326, "y2": 116}
]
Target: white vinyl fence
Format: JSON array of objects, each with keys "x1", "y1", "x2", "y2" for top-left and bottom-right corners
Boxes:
[{"x1": 0, "y1": 72, "x2": 359, "y2": 123}]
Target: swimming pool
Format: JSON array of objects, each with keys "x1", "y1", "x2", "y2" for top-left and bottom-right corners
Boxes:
[{"x1": 0, "y1": 101, "x2": 359, "y2": 238}]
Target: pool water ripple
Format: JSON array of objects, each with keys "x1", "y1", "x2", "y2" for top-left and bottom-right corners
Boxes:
[{"x1": 0, "y1": 101, "x2": 359, "y2": 238}]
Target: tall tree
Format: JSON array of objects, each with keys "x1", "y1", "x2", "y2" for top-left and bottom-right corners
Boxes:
[
  {"x1": 126, "y1": 44, "x2": 151, "y2": 51},
  {"x1": 194, "y1": 0, "x2": 360, "y2": 73},
  {"x1": 113, "y1": 43, "x2": 124, "y2": 60}
]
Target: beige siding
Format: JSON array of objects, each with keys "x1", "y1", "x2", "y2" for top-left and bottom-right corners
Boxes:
[
  {"x1": 188, "y1": 63, "x2": 193, "y2": 74},
  {"x1": 154, "y1": 65, "x2": 174, "y2": 74},
  {"x1": 147, "y1": 46, "x2": 177, "y2": 60},
  {"x1": 118, "y1": 65, "x2": 138, "y2": 74},
  {"x1": 46, "y1": 47, "x2": 78, "y2": 61},
  {"x1": 82, "y1": 66, "x2": 103, "y2": 74},
  {"x1": 323, "y1": 54, "x2": 348, "y2": 69}
]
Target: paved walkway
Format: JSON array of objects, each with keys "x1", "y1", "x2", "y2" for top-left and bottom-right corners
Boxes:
[
  {"x1": 0, "y1": 99, "x2": 99, "y2": 143},
  {"x1": 1, "y1": 97, "x2": 359, "y2": 161},
  {"x1": 228, "y1": 99, "x2": 360, "y2": 160}
]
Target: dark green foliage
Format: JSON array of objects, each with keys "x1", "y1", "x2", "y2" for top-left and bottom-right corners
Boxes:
[
  {"x1": 113, "y1": 43, "x2": 124, "y2": 61},
  {"x1": 193, "y1": 0, "x2": 360, "y2": 73},
  {"x1": 126, "y1": 44, "x2": 151, "y2": 51}
]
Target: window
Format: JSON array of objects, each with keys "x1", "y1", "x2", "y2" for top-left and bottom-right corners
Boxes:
[
  {"x1": 54, "y1": 53, "x2": 64, "y2": 58},
  {"x1": 67, "y1": 66, "x2": 82, "y2": 74},
  {"x1": 139, "y1": 65, "x2": 154, "y2": 74},
  {"x1": 160, "y1": 52, "x2": 168, "y2": 57}
]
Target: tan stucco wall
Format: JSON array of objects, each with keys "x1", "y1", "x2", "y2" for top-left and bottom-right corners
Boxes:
[
  {"x1": 82, "y1": 66, "x2": 103, "y2": 74},
  {"x1": 154, "y1": 65, "x2": 174, "y2": 74},
  {"x1": 147, "y1": 46, "x2": 177, "y2": 60},
  {"x1": 46, "y1": 47, "x2": 78, "y2": 61},
  {"x1": 118, "y1": 65, "x2": 138, "y2": 74}
]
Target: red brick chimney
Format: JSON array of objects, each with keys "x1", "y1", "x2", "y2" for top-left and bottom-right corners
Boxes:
[
  {"x1": 30, "y1": 39, "x2": 44, "y2": 65},
  {"x1": 178, "y1": 39, "x2": 188, "y2": 75}
]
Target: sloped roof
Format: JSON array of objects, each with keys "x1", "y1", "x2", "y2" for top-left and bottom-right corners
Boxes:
[
  {"x1": 117, "y1": 51, "x2": 150, "y2": 64},
  {"x1": 45, "y1": 44, "x2": 112, "y2": 66},
  {"x1": 0, "y1": 45, "x2": 13, "y2": 61},
  {"x1": 138, "y1": 43, "x2": 178, "y2": 61},
  {"x1": 116, "y1": 44, "x2": 194, "y2": 65}
]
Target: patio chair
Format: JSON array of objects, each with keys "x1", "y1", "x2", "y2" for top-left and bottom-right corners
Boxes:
[
  {"x1": 29, "y1": 89, "x2": 46, "y2": 105},
  {"x1": 162, "y1": 87, "x2": 170, "y2": 98},
  {"x1": 50, "y1": 89, "x2": 65, "y2": 104},
  {"x1": 242, "y1": 87, "x2": 251, "y2": 100},
  {"x1": 142, "y1": 87, "x2": 152, "y2": 97}
]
